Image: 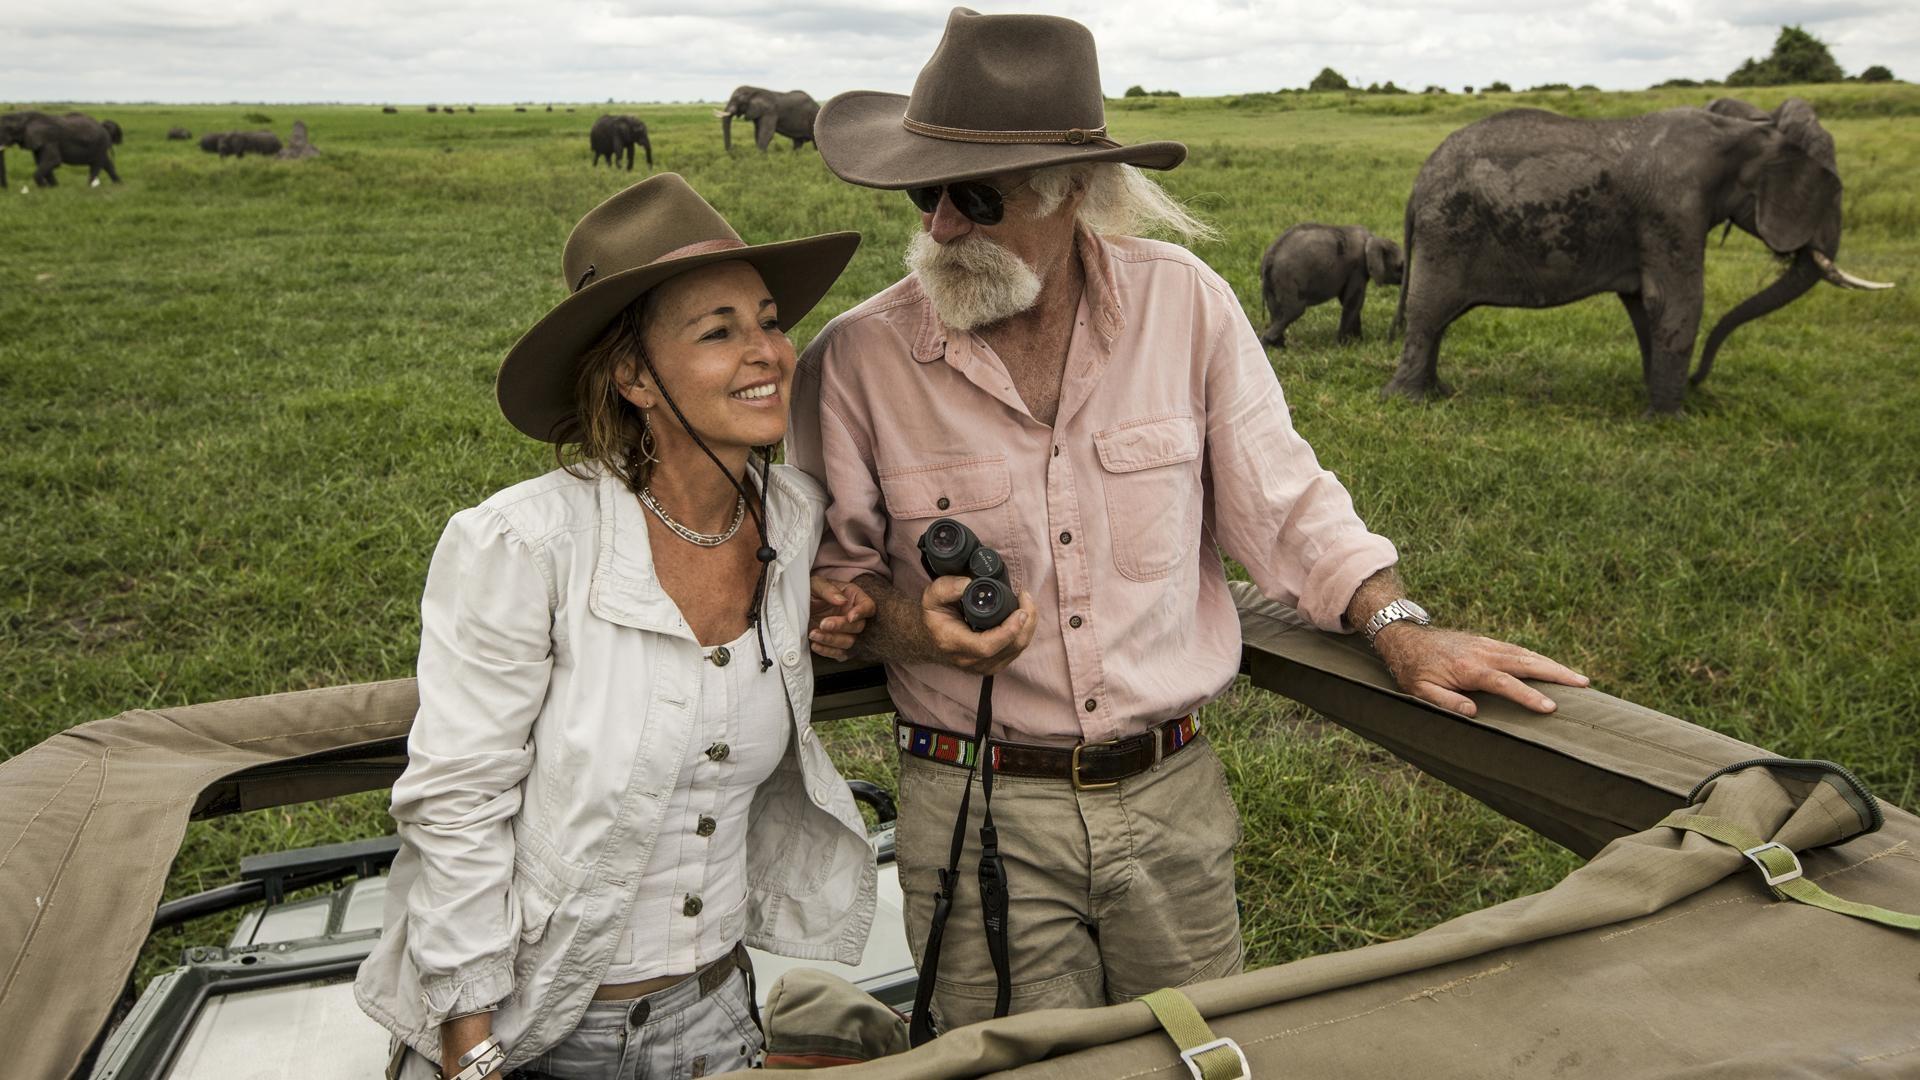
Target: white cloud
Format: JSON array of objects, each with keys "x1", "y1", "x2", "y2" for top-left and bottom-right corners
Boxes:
[{"x1": 1, "y1": 0, "x2": 1915, "y2": 103}]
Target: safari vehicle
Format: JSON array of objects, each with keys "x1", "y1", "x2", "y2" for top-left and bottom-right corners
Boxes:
[{"x1": 6, "y1": 585, "x2": 1919, "y2": 1079}]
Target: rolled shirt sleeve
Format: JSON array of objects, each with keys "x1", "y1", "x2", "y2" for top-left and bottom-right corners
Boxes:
[
  {"x1": 389, "y1": 505, "x2": 554, "y2": 1020},
  {"x1": 793, "y1": 333, "x2": 893, "y2": 586},
  {"x1": 1201, "y1": 314, "x2": 1398, "y2": 632}
]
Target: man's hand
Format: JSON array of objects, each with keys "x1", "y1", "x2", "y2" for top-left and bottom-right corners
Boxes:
[
  {"x1": 809, "y1": 577, "x2": 877, "y2": 661},
  {"x1": 1371, "y1": 624, "x2": 1588, "y2": 717},
  {"x1": 921, "y1": 576, "x2": 1037, "y2": 675}
]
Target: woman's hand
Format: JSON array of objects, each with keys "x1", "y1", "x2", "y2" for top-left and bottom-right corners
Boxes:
[{"x1": 809, "y1": 577, "x2": 877, "y2": 660}]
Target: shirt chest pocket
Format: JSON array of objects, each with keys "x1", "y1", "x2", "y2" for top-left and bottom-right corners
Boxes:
[
  {"x1": 1093, "y1": 415, "x2": 1201, "y2": 582},
  {"x1": 877, "y1": 456, "x2": 1019, "y2": 586}
]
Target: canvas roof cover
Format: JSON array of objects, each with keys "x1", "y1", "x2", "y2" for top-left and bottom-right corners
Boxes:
[{"x1": 2, "y1": 584, "x2": 1915, "y2": 1079}]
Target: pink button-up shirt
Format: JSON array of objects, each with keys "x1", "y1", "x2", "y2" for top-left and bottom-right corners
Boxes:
[{"x1": 790, "y1": 230, "x2": 1397, "y2": 745}]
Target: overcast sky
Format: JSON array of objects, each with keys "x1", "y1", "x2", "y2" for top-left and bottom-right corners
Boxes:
[{"x1": 7, "y1": 1, "x2": 1917, "y2": 104}]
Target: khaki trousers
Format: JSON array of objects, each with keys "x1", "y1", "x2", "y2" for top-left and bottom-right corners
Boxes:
[{"x1": 895, "y1": 735, "x2": 1245, "y2": 1033}]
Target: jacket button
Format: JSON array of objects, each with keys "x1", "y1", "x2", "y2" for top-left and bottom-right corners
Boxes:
[
  {"x1": 683, "y1": 895, "x2": 703, "y2": 917},
  {"x1": 1084, "y1": 698, "x2": 1097, "y2": 712},
  {"x1": 1069, "y1": 615, "x2": 1083, "y2": 628},
  {"x1": 707, "y1": 742, "x2": 731, "y2": 761},
  {"x1": 710, "y1": 646, "x2": 731, "y2": 667},
  {"x1": 936, "y1": 497, "x2": 950, "y2": 510},
  {"x1": 1059, "y1": 531, "x2": 1072, "y2": 545},
  {"x1": 696, "y1": 816, "x2": 716, "y2": 837},
  {"x1": 782, "y1": 648, "x2": 800, "y2": 668},
  {"x1": 812, "y1": 786, "x2": 828, "y2": 805}
]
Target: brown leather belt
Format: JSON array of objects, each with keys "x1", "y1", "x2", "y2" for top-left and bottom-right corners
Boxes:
[
  {"x1": 896, "y1": 714, "x2": 1200, "y2": 790},
  {"x1": 593, "y1": 940, "x2": 747, "y2": 1002}
]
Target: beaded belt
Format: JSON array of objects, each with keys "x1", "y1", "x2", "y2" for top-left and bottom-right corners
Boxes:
[{"x1": 896, "y1": 714, "x2": 1200, "y2": 791}]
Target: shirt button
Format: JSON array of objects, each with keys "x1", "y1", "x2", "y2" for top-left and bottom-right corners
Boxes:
[
  {"x1": 683, "y1": 895, "x2": 703, "y2": 917},
  {"x1": 696, "y1": 815, "x2": 717, "y2": 837},
  {"x1": 1053, "y1": 445, "x2": 1061, "y2": 457},
  {"x1": 1084, "y1": 698, "x2": 1097, "y2": 712},
  {"x1": 1059, "y1": 531, "x2": 1072, "y2": 545},
  {"x1": 782, "y1": 648, "x2": 800, "y2": 668},
  {"x1": 706, "y1": 742, "x2": 731, "y2": 761},
  {"x1": 812, "y1": 786, "x2": 828, "y2": 805},
  {"x1": 800, "y1": 725, "x2": 814, "y2": 744},
  {"x1": 936, "y1": 496, "x2": 951, "y2": 510},
  {"x1": 1069, "y1": 615, "x2": 1083, "y2": 628},
  {"x1": 709, "y1": 646, "x2": 731, "y2": 667}
]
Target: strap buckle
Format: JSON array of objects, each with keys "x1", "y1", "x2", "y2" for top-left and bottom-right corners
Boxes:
[
  {"x1": 1071, "y1": 741, "x2": 1120, "y2": 791},
  {"x1": 1179, "y1": 1036, "x2": 1250, "y2": 1080},
  {"x1": 1742, "y1": 841, "x2": 1803, "y2": 887}
]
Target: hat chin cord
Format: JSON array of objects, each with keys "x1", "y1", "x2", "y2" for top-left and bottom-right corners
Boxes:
[{"x1": 638, "y1": 346, "x2": 779, "y2": 672}]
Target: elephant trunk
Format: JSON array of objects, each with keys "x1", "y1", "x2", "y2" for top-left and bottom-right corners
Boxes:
[
  {"x1": 1, "y1": 148, "x2": 7, "y2": 189},
  {"x1": 720, "y1": 112, "x2": 734, "y2": 152},
  {"x1": 1692, "y1": 250, "x2": 1821, "y2": 387}
]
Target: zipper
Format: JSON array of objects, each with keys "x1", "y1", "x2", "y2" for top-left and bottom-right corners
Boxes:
[{"x1": 1686, "y1": 757, "x2": 1883, "y2": 833}]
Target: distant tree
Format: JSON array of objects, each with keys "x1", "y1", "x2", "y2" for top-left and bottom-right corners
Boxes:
[
  {"x1": 1485, "y1": 80, "x2": 1512, "y2": 93},
  {"x1": 1726, "y1": 25, "x2": 1845, "y2": 86},
  {"x1": 1578, "y1": 84, "x2": 1599, "y2": 92},
  {"x1": 1125, "y1": 84, "x2": 1148, "y2": 97},
  {"x1": 1309, "y1": 67, "x2": 1351, "y2": 92},
  {"x1": 1528, "y1": 82, "x2": 1572, "y2": 92},
  {"x1": 1651, "y1": 77, "x2": 1702, "y2": 89},
  {"x1": 1422, "y1": 85, "x2": 1450, "y2": 94},
  {"x1": 1463, "y1": 85, "x2": 1474, "y2": 94},
  {"x1": 1378, "y1": 80, "x2": 1408, "y2": 94},
  {"x1": 1860, "y1": 64, "x2": 1894, "y2": 82}
]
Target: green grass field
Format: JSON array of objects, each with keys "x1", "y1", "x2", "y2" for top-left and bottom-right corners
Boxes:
[{"x1": 3, "y1": 85, "x2": 1917, "y2": 987}]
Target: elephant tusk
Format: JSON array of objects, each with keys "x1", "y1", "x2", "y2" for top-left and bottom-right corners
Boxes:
[
  {"x1": 1811, "y1": 250, "x2": 1895, "y2": 291},
  {"x1": 712, "y1": 109, "x2": 731, "y2": 118}
]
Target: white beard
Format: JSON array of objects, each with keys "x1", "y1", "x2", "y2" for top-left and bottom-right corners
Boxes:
[{"x1": 905, "y1": 232, "x2": 1044, "y2": 332}]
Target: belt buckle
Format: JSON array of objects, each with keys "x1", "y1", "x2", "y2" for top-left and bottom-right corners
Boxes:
[{"x1": 1071, "y1": 740, "x2": 1121, "y2": 791}]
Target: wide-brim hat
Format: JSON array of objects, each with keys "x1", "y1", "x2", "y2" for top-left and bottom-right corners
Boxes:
[
  {"x1": 497, "y1": 172, "x2": 860, "y2": 442},
  {"x1": 814, "y1": 7, "x2": 1186, "y2": 190}
]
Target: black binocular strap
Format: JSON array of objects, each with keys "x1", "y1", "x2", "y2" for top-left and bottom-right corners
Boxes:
[{"x1": 908, "y1": 675, "x2": 1013, "y2": 1047}]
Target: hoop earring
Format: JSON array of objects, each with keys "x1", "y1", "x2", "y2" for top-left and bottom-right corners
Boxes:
[{"x1": 639, "y1": 412, "x2": 659, "y2": 464}]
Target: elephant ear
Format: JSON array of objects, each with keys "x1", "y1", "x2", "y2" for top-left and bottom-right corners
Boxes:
[
  {"x1": 1771, "y1": 98, "x2": 1837, "y2": 173},
  {"x1": 1755, "y1": 139, "x2": 1841, "y2": 254},
  {"x1": 1365, "y1": 237, "x2": 1388, "y2": 283}
]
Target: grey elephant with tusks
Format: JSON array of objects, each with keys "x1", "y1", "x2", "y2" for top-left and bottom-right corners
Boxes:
[
  {"x1": 715, "y1": 86, "x2": 818, "y2": 152},
  {"x1": 1, "y1": 110, "x2": 120, "y2": 189},
  {"x1": 1389, "y1": 96, "x2": 1893, "y2": 414},
  {"x1": 1257, "y1": 224, "x2": 1404, "y2": 349}
]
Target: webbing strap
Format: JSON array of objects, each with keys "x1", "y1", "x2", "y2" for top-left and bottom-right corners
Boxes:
[
  {"x1": 1140, "y1": 988, "x2": 1249, "y2": 1080},
  {"x1": 1657, "y1": 812, "x2": 1920, "y2": 931}
]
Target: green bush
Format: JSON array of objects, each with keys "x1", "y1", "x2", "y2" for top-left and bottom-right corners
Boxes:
[
  {"x1": 241, "y1": 111, "x2": 272, "y2": 125},
  {"x1": 1528, "y1": 82, "x2": 1573, "y2": 92},
  {"x1": 1860, "y1": 65, "x2": 1895, "y2": 83},
  {"x1": 1308, "y1": 67, "x2": 1350, "y2": 92},
  {"x1": 1484, "y1": 81, "x2": 1512, "y2": 93},
  {"x1": 1727, "y1": 25, "x2": 1845, "y2": 86}
]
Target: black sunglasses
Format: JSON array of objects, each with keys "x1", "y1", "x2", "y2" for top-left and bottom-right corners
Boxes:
[{"x1": 905, "y1": 175, "x2": 1037, "y2": 226}]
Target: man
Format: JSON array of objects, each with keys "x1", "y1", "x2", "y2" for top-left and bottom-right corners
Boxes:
[{"x1": 792, "y1": 8, "x2": 1588, "y2": 1033}]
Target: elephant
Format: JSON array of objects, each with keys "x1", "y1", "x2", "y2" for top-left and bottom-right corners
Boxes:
[
  {"x1": 1256, "y1": 224, "x2": 1404, "y2": 349},
  {"x1": 590, "y1": 114, "x2": 652, "y2": 171},
  {"x1": 210, "y1": 131, "x2": 283, "y2": 158},
  {"x1": 98, "y1": 119, "x2": 123, "y2": 145},
  {"x1": 716, "y1": 86, "x2": 818, "y2": 152},
  {"x1": 382, "y1": 106, "x2": 398, "y2": 114},
  {"x1": 1388, "y1": 97, "x2": 1893, "y2": 414},
  {"x1": 167, "y1": 126, "x2": 192, "y2": 140},
  {"x1": 0, "y1": 110, "x2": 119, "y2": 188}
]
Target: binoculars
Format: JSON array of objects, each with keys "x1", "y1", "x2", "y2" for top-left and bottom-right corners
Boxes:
[{"x1": 917, "y1": 518, "x2": 1015, "y2": 632}]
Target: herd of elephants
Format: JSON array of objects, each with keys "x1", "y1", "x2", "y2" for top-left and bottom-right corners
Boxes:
[{"x1": 1, "y1": 88, "x2": 1894, "y2": 412}]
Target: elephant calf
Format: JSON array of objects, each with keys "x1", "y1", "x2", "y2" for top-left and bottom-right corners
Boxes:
[{"x1": 1256, "y1": 224, "x2": 1404, "y2": 349}]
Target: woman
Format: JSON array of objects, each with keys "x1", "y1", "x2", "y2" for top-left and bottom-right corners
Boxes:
[{"x1": 355, "y1": 173, "x2": 878, "y2": 1080}]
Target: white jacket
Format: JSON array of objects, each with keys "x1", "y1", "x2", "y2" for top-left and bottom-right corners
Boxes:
[{"x1": 354, "y1": 464, "x2": 876, "y2": 1069}]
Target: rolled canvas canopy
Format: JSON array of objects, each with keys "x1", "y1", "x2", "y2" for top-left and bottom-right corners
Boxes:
[{"x1": 2, "y1": 585, "x2": 1914, "y2": 1079}]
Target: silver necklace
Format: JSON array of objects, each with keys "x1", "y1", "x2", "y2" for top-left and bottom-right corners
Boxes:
[{"x1": 639, "y1": 487, "x2": 746, "y2": 547}]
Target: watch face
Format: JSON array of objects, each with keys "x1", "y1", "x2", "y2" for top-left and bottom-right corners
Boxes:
[{"x1": 1401, "y1": 599, "x2": 1430, "y2": 621}]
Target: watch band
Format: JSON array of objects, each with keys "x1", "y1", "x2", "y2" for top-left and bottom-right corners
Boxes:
[{"x1": 1362, "y1": 598, "x2": 1430, "y2": 643}]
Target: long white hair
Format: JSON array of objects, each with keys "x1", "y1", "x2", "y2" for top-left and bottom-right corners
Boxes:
[{"x1": 1030, "y1": 162, "x2": 1219, "y2": 245}]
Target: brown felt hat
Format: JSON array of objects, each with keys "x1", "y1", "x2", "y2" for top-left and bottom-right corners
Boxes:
[
  {"x1": 497, "y1": 172, "x2": 859, "y2": 442},
  {"x1": 814, "y1": 7, "x2": 1186, "y2": 190}
]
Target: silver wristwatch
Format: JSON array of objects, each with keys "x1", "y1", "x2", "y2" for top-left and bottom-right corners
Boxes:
[{"x1": 1361, "y1": 598, "x2": 1431, "y2": 644}]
